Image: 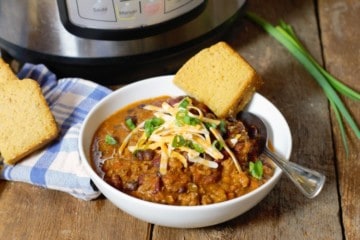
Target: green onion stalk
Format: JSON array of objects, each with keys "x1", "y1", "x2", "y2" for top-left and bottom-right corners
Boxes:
[{"x1": 246, "y1": 12, "x2": 360, "y2": 156}]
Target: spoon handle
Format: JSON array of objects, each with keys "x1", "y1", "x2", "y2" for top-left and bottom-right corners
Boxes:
[{"x1": 264, "y1": 148, "x2": 326, "y2": 199}]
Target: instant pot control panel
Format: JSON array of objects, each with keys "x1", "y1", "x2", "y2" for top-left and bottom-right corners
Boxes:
[{"x1": 58, "y1": 0, "x2": 206, "y2": 40}]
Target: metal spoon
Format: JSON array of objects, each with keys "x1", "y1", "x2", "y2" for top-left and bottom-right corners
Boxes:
[{"x1": 237, "y1": 111, "x2": 326, "y2": 199}]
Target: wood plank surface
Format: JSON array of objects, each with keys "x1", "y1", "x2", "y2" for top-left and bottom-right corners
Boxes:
[
  {"x1": 318, "y1": 1, "x2": 360, "y2": 239},
  {"x1": 0, "y1": 181, "x2": 150, "y2": 240},
  {"x1": 152, "y1": 0, "x2": 343, "y2": 239},
  {"x1": 1, "y1": 0, "x2": 359, "y2": 239}
]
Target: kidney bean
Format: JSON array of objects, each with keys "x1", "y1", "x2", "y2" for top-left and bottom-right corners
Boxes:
[
  {"x1": 247, "y1": 125, "x2": 259, "y2": 138},
  {"x1": 167, "y1": 96, "x2": 185, "y2": 106},
  {"x1": 135, "y1": 149, "x2": 155, "y2": 161},
  {"x1": 152, "y1": 155, "x2": 161, "y2": 168},
  {"x1": 153, "y1": 176, "x2": 162, "y2": 193},
  {"x1": 108, "y1": 175, "x2": 123, "y2": 190}
]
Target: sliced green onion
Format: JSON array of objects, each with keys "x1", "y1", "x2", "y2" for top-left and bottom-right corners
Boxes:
[
  {"x1": 205, "y1": 122, "x2": 217, "y2": 130},
  {"x1": 218, "y1": 120, "x2": 227, "y2": 135},
  {"x1": 105, "y1": 134, "x2": 117, "y2": 145},
  {"x1": 144, "y1": 117, "x2": 164, "y2": 137},
  {"x1": 192, "y1": 142, "x2": 205, "y2": 153},
  {"x1": 125, "y1": 117, "x2": 136, "y2": 130},
  {"x1": 172, "y1": 135, "x2": 186, "y2": 148},
  {"x1": 249, "y1": 160, "x2": 263, "y2": 179},
  {"x1": 212, "y1": 140, "x2": 224, "y2": 151},
  {"x1": 176, "y1": 109, "x2": 200, "y2": 126},
  {"x1": 171, "y1": 135, "x2": 204, "y2": 153},
  {"x1": 179, "y1": 97, "x2": 190, "y2": 108},
  {"x1": 246, "y1": 12, "x2": 360, "y2": 155}
]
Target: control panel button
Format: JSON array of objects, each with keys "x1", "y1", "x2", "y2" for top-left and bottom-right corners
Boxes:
[
  {"x1": 77, "y1": 0, "x2": 116, "y2": 21},
  {"x1": 117, "y1": 1, "x2": 140, "y2": 19},
  {"x1": 142, "y1": 0, "x2": 163, "y2": 16}
]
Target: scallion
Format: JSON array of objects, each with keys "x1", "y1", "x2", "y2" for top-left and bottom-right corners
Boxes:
[
  {"x1": 105, "y1": 134, "x2": 117, "y2": 145},
  {"x1": 179, "y1": 97, "x2": 190, "y2": 109},
  {"x1": 246, "y1": 12, "x2": 360, "y2": 155},
  {"x1": 125, "y1": 117, "x2": 136, "y2": 130},
  {"x1": 212, "y1": 140, "x2": 224, "y2": 151},
  {"x1": 144, "y1": 117, "x2": 164, "y2": 137},
  {"x1": 219, "y1": 120, "x2": 227, "y2": 135},
  {"x1": 172, "y1": 135, "x2": 186, "y2": 148},
  {"x1": 176, "y1": 109, "x2": 200, "y2": 126},
  {"x1": 249, "y1": 160, "x2": 263, "y2": 180},
  {"x1": 171, "y1": 135, "x2": 204, "y2": 153}
]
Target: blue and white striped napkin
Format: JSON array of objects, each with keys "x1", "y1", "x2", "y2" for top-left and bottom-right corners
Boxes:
[{"x1": 0, "y1": 63, "x2": 112, "y2": 200}]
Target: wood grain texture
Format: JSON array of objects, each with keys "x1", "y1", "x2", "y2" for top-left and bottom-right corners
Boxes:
[
  {"x1": 318, "y1": 0, "x2": 360, "y2": 239},
  {"x1": 153, "y1": 1, "x2": 342, "y2": 239},
  {"x1": 0, "y1": 182, "x2": 150, "y2": 240},
  {"x1": 1, "y1": 0, "x2": 359, "y2": 239}
]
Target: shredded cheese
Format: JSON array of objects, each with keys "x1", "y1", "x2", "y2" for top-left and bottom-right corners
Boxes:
[{"x1": 118, "y1": 97, "x2": 242, "y2": 175}]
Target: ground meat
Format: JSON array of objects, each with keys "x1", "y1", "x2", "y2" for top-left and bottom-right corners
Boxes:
[{"x1": 92, "y1": 96, "x2": 274, "y2": 206}]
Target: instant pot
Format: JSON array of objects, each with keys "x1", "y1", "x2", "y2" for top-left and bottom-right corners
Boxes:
[{"x1": 0, "y1": 0, "x2": 246, "y2": 84}]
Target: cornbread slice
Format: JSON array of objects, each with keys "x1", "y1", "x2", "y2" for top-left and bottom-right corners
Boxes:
[
  {"x1": 0, "y1": 78, "x2": 59, "y2": 165},
  {"x1": 173, "y1": 42, "x2": 263, "y2": 118},
  {"x1": 0, "y1": 58, "x2": 18, "y2": 83}
]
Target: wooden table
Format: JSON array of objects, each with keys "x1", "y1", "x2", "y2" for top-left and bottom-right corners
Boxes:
[{"x1": 1, "y1": 0, "x2": 359, "y2": 239}]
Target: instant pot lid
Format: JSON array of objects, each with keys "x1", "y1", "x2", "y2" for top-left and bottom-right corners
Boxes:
[{"x1": 0, "y1": 0, "x2": 246, "y2": 84}]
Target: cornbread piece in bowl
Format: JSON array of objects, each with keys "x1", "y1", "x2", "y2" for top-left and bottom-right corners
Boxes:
[{"x1": 173, "y1": 42, "x2": 263, "y2": 118}]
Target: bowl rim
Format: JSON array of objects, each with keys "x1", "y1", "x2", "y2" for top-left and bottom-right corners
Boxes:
[{"x1": 78, "y1": 75, "x2": 292, "y2": 209}]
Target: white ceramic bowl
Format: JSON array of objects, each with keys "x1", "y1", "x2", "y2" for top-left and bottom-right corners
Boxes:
[{"x1": 78, "y1": 75, "x2": 292, "y2": 228}]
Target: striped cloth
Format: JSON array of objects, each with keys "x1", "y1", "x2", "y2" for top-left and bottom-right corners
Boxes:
[{"x1": 0, "y1": 63, "x2": 112, "y2": 200}]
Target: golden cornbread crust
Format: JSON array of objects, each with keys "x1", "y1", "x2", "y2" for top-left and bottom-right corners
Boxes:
[
  {"x1": 0, "y1": 59, "x2": 59, "y2": 165},
  {"x1": 173, "y1": 42, "x2": 263, "y2": 118}
]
